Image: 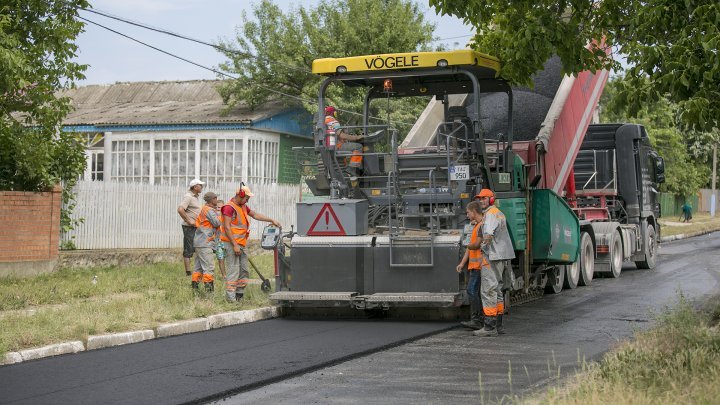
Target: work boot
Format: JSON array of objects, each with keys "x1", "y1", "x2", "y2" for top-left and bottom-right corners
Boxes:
[
  {"x1": 496, "y1": 314, "x2": 505, "y2": 335},
  {"x1": 225, "y1": 292, "x2": 235, "y2": 303},
  {"x1": 473, "y1": 317, "x2": 498, "y2": 337},
  {"x1": 235, "y1": 292, "x2": 244, "y2": 301},
  {"x1": 204, "y1": 282, "x2": 214, "y2": 293},
  {"x1": 191, "y1": 281, "x2": 199, "y2": 290},
  {"x1": 460, "y1": 312, "x2": 483, "y2": 330}
]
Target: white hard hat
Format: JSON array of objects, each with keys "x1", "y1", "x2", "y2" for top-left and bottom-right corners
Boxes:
[{"x1": 188, "y1": 178, "x2": 205, "y2": 188}]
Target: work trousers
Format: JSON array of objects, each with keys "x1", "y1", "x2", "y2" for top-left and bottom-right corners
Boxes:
[
  {"x1": 466, "y1": 270, "x2": 482, "y2": 316},
  {"x1": 480, "y1": 260, "x2": 508, "y2": 317},
  {"x1": 223, "y1": 242, "x2": 250, "y2": 294},
  {"x1": 191, "y1": 247, "x2": 215, "y2": 283},
  {"x1": 338, "y1": 142, "x2": 363, "y2": 168}
]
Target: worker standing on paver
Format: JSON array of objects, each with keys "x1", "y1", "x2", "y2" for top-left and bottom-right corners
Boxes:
[
  {"x1": 474, "y1": 189, "x2": 515, "y2": 337},
  {"x1": 192, "y1": 192, "x2": 221, "y2": 293},
  {"x1": 456, "y1": 201, "x2": 488, "y2": 330},
  {"x1": 219, "y1": 185, "x2": 281, "y2": 302}
]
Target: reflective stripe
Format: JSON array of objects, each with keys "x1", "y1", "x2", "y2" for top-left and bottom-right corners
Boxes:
[{"x1": 483, "y1": 307, "x2": 498, "y2": 317}]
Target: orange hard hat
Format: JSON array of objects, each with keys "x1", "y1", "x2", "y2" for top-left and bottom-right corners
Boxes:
[{"x1": 474, "y1": 188, "x2": 494, "y2": 199}]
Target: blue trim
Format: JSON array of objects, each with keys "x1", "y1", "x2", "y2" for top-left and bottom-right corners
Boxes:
[{"x1": 62, "y1": 107, "x2": 314, "y2": 140}]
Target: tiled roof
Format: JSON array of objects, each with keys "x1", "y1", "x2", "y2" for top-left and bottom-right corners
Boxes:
[{"x1": 60, "y1": 80, "x2": 283, "y2": 126}]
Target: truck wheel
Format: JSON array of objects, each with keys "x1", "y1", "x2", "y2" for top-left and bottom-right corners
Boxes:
[
  {"x1": 608, "y1": 230, "x2": 623, "y2": 278},
  {"x1": 545, "y1": 266, "x2": 564, "y2": 294},
  {"x1": 564, "y1": 262, "x2": 579, "y2": 289},
  {"x1": 635, "y1": 225, "x2": 657, "y2": 270},
  {"x1": 578, "y1": 232, "x2": 594, "y2": 286}
]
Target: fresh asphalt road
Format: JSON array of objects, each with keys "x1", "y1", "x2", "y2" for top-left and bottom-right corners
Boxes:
[
  {"x1": 221, "y1": 233, "x2": 720, "y2": 404},
  {"x1": 2, "y1": 233, "x2": 719, "y2": 405}
]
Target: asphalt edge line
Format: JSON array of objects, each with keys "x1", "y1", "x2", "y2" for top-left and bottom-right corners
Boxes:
[
  {"x1": 0, "y1": 305, "x2": 283, "y2": 366},
  {"x1": 182, "y1": 322, "x2": 460, "y2": 405}
]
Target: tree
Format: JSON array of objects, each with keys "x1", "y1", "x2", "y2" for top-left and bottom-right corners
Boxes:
[
  {"x1": 601, "y1": 76, "x2": 708, "y2": 197},
  {"x1": 429, "y1": 0, "x2": 720, "y2": 132},
  {"x1": 217, "y1": 0, "x2": 439, "y2": 136},
  {"x1": 0, "y1": 0, "x2": 89, "y2": 241}
]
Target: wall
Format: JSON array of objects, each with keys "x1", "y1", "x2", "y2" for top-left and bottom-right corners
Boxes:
[
  {"x1": 278, "y1": 134, "x2": 314, "y2": 184},
  {"x1": 61, "y1": 180, "x2": 301, "y2": 250},
  {"x1": 0, "y1": 186, "x2": 62, "y2": 277}
]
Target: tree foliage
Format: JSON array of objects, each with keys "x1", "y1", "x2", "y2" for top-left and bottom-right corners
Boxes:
[
  {"x1": 0, "y1": 0, "x2": 89, "y2": 239},
  {"x1": 217, "y1": 0, "x2": 438, "y2": 135},
  {"x1": 601, "y1": 77, "x2": 709, "y2": 197},
  {"x1": 430, "y1": 0, "x2": 720, "y2": 132}
]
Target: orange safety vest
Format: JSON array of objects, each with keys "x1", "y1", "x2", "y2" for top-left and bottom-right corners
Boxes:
[
  {"x1": 219, "y1": 201, "x2": 250, "y2": 246},
  {"x1": 195, "y1": 205, "x2": 217, "y2": 244},
  {"x1": 468, "y1": 222, "x2": 489, "y2": 270},
  {"x1": 325, "y1": 115, "x2": 344, "y2": 149}
]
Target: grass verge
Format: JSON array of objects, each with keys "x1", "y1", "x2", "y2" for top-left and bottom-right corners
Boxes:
[
  {"x1": 525, "y1": 293, "x2": 720, "y2": 404},
  {"x1": 0, "y1": 255, "x2": 275, "y2": 357},
  {"x1": 659, "y1": 212, "x2": 720, "y2": 237}
]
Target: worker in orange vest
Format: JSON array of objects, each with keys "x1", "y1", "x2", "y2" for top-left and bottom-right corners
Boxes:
[
  {"x1": 456, "y1": 201, "x2": 489, "y2": 330},
  {"x1": 473, "y1": 188, "x2": 516, "y2": 337},
  {"x1": 192, "y1": 192, "x2": 221, "y2": 292},
  {"x1": 325, "y1": 105, "x2": 365, "y2": 176},
  {"x1": 219, "y1": 185, "x2": 281, "y2": 302}
]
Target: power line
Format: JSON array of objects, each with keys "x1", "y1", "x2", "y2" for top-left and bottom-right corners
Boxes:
[
  {"x1": 80, "y1": 7, "x2": 314, "y2": 76},
  {"x1": 77, "y1": 16, "x2": 311, "y2": 105}
]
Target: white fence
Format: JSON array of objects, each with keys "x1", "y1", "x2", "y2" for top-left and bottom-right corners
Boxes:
[{"x1": 62, "y1": 180, "x2": 302, "y2": 249}]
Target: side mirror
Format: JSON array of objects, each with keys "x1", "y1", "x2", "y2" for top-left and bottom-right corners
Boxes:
[{"x1": 655, "y1": 155, "x2": 665, "y2": 184}]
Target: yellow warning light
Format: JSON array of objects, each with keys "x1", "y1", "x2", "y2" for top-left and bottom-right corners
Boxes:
[{"x1": 371, "y1": 189, "x2": 382, "y2": 196}]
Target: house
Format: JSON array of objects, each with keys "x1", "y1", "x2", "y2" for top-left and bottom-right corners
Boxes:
[{"x1": 60, "y1": 80, "x2": 314, "y2": 186}]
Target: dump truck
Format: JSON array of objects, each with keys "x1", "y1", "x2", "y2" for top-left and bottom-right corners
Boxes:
[{"x1": 267, "y1": 50, "x2": 665, "y2": 316}]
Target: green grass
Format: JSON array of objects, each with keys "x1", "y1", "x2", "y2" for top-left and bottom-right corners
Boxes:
[
  {"x1": 660, "y1": 211, "x2": 720, "y2": 237},
  {"x1": 523, "y1": 293, "x2": 720, "y2": 404},
  {"x1": 0, "y1": 255, "x2": 276, "y2": 357}
]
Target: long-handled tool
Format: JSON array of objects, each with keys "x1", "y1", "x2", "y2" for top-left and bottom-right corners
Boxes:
[{"x1": 248, "y1": 256, "x2": 272, "y2": 292}]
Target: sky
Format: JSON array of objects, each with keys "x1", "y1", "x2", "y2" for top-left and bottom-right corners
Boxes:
[{"x1": 74, "y1": 0, "x2": 475, "y2": 85}]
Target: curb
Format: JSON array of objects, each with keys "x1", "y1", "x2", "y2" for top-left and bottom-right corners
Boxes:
[
  {"x1": 660, "y1": 229, "x2": 719, "y2": 242},
  {"x1": 86, "y1": 330, "x2": 155, "y2": 350},
  {"x1": 156, "y1": 318, "x2": 210, "y2": 338},
  {"x1": 0, "y1": 305, "x2": 282, "y2": 366}
]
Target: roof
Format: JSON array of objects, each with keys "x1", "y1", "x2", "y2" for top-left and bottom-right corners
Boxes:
[{"x1": 59, "y1": 80, "x2": 285, "y2": 126}]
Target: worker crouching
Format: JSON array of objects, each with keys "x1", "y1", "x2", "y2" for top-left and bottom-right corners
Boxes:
[{"x1": 219, "y1": 185, "x2": 281, "y2": 303}]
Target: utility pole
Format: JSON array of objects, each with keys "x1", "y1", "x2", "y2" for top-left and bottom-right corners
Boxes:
[{"x1": 712, "y1": 143, "x2": 717, "y2": 217}]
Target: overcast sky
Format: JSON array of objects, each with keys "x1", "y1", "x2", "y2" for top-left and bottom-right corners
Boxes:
[{"x1": 74, "y1": 0, "x2": 474, "y2": 85}]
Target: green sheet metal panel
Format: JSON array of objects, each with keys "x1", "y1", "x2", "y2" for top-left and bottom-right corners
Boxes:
[
  {"x1": 531, "y1": 189, "x2": 579, "y2": 264},
  {"x1": 495, "y1": 197, "x2": 526, "y2": 250}
]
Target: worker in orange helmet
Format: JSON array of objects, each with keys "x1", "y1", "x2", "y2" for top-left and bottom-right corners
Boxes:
[
  {"x1": 472, "y1": 188, "x2": 516, "y2": 336},
  {"x1": 324, "y1": 105, "x2": 365, "y2": 175}
]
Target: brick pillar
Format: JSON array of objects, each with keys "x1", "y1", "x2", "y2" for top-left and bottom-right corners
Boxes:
[{"x1": 0, "y1": 185, "x2": 63, "y2": 278}]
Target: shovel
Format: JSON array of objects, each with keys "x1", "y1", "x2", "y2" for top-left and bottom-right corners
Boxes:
[{"x1": 247, "y1": 256, "x2": 272, "y2": 292}]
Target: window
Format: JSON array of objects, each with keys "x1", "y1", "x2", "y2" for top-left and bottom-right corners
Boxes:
[
  {"x1": 84, "y1": 133, "x2": 105, "y2": 181},
  {"x1": 112, "y1": 140, "x2": 151, "y2": 183},
  {"x1": 199, "y1": 138, "x2": 243, "y2": 184},
  {"x1": 154, "y1": 139, "x2": 196, "y2": 186},
  {"x1": 247, "y1": 138, "x2": 279, "y2": 184}
]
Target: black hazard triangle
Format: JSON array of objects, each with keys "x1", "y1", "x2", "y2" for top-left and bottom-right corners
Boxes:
[{"x1": 307, "y1": 203, "x2": 347, "y2": 236}]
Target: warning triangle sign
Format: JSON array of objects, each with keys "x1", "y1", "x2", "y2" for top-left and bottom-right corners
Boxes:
[{"x1": 307, "y1": 203, "x2": 347, "y2": 236}]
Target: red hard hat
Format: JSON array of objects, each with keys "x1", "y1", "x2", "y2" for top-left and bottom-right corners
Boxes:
[
  {"x1": 474, "y1": 188, "x2": 494, "y2": 199},
  {"x1": 324, "y1": 105, "x2": 336, "y2": 115}
]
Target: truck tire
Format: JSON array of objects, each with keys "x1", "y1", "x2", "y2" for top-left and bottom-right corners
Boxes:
[
  {"x1": 635, "y1": 225, "x2": 657, "y2": 270},
  {"x1": 578, "y1": 232, "x2": 594, "y2": 286},
  {"x1": 608, "y1": 230, "x2": 623, "y2": 278},
  {"x1": 545, "y1": 266, "x2": 564, "y2": 294},
  {"x1": 564, "y1": 261, "x2": 579, "y2": 289}
]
